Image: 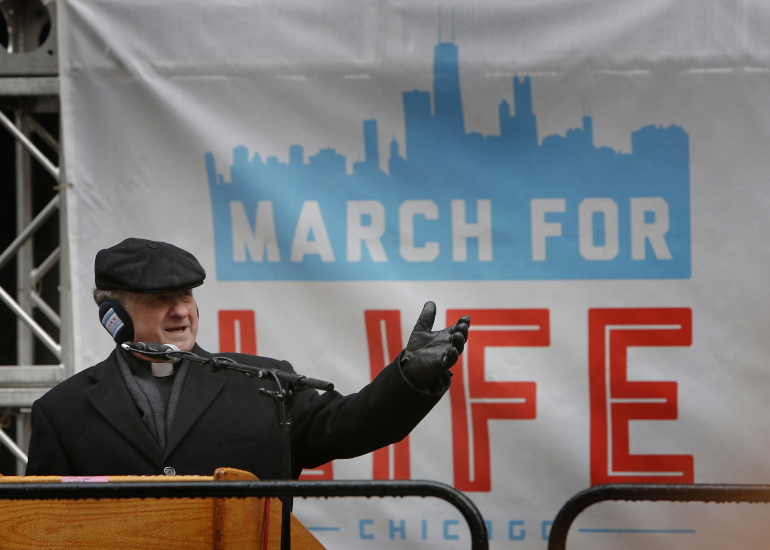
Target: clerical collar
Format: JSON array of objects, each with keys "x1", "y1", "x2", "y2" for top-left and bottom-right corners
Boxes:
[
  {"x1": 151, "y1": 362, "x2": 175, "y2": 377},
  {"x1": 118, "y1": 345, "x2": 175, "y2": 377}
]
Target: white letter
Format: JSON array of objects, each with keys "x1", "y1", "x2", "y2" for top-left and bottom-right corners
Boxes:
[
  {"x1": 579, "y1": 198, "x2": 619, "y2": 260},
  {"x1": 399, "y1": 200, "x2": 439, "y2": 262},
  {"x1": 291, "y1": 201, "x2": 335, "y2": 262},
  {"x1": 531, "y1": 198, "x2": 565, "y2": 261},
  {"x1": 230, "y1": 201, "x2": 280, "y2": 262},
  {"x1": 452, "y1": 199, "x2": 492, "y2": 261},
  {"x1": 347, "y1": 201, "x2": 388, "y2": 262},
  {"x1": 631, "y1": 197, "x2": 672, "y2": 260}
]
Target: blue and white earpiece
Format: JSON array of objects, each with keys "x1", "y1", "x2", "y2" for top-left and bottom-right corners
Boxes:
[{"x1": 98, "y1": 300, "x2": 134, "y2": 344}]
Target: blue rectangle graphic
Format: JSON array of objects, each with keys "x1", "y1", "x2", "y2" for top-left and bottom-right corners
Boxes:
[{"x1": 207, "y1": 38, "x2": 690, "y2": 281}]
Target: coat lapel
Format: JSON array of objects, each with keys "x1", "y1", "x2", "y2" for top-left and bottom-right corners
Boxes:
[
  {"x1": 84, "y1": 351, "x2": 163, "y2": 467},
  {"x1": 163, "y1": 346, "x2": 225, "y2": 460}
]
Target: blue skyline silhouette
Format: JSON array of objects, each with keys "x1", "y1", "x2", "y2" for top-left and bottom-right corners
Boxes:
[{"x1": 206, "y1": 37, "x2": 690, "y2": 281}]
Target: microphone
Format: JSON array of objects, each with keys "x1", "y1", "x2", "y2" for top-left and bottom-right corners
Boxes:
[{"x1": 122, "y1": 341, "x2": 182, "y2": 363}]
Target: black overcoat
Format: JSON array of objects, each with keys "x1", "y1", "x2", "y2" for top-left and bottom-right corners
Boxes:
[{"x1": 26, "y1": 344, "x2": 448, "y2": 478}]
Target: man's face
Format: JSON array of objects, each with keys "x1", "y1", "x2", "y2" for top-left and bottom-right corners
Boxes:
[{"x1": 123, "y1": 289, "x2": 199, "y2": 358}]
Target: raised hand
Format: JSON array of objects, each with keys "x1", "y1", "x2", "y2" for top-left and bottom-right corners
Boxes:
[{"x1": 401, "y1": 301, "x2": 470, "y2": 388}]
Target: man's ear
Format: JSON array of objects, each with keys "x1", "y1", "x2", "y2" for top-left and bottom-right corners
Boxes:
[{"x1": 99, "y1": 300, "x2": 134, "y2": 344}]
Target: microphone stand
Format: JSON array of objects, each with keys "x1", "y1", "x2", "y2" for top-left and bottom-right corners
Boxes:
[{"x1": 121, "y1": 344, "x2": 334, "y2": 550}]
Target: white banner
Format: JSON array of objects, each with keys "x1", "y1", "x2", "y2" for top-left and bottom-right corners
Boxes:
[{"x1": 59, "y1": 0, "x2": 770, "y2": 547}]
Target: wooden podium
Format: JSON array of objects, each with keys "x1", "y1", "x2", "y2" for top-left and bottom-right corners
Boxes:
[{"x1": 0, "y1": 468, "x2": 326, "y2": 550}]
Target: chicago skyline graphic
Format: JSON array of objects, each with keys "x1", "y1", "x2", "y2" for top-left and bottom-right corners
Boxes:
[{"x1": 206, "y1": 35, "x2": 690, "y2": 281}]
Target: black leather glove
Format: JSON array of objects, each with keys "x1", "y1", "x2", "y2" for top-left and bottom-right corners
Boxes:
[{"x1": 401, "y1": 301, "x2": 470, "y2": 388}]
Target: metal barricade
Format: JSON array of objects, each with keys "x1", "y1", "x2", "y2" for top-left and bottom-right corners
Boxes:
[
  {"x1": 548, "y1": 483, "x2": 770, "y2": 550},
  {"x1": 0, "y1": 479, "x2": 489, "y2": 550}
]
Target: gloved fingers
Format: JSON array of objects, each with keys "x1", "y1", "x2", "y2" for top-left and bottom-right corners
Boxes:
[
  {"x1": 412, "y1": 301, "x2": 437, "y2": 333},
  {"x1": 442, "y1": 346, "x2": 460, "y2": 368},
  {"x1": 450, "y1": 330, "x2": 466, "y2": 356},
  {"x1": 451, "y1": 316, "x2": 470, "y2": 342}
]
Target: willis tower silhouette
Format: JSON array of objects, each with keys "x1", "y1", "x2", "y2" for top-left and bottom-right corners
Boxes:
[{"x1": 403, "y1": 9, "x2": 469, "y2": 172}]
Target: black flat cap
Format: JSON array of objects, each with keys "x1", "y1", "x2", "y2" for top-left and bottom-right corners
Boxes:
[{"x1": 95, "y1": 238, "x2": 206, "y2": 293}]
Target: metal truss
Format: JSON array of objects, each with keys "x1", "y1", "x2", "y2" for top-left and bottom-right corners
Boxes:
[{"x1": 0, "y1": 0, "x2": 73, "y2": 475}]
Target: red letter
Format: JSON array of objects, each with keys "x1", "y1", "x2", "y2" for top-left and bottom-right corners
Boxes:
[
  {"x1": 218, "y1": 310, "x2": 257, "y2": 354},
  {"x1": 448, "y1": 309, "x2": 548, "y2": 492},
  {"x1": 364, "y1": 310, "x2": 410, "y2": 479},
  {"x1": 589, "y1": 308, "x2": 693, "y2": 486}
]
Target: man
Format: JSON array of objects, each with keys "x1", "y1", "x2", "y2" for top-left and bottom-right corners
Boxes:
[{"x1": 26, "y1": 238, "x2": 470, "y2": 478}]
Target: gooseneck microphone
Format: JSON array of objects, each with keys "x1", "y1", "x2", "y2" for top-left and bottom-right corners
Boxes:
[
  {"x1": 122, "y1": 342, "x2": 182, "y2": 363},
  {"x1": 121, "y1": 342, "x2": 334, "y2": 391}
]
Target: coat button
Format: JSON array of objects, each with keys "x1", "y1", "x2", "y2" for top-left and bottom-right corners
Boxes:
[{"x1": 163, "y1": 466, "x2": 176, "y2": 476}]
